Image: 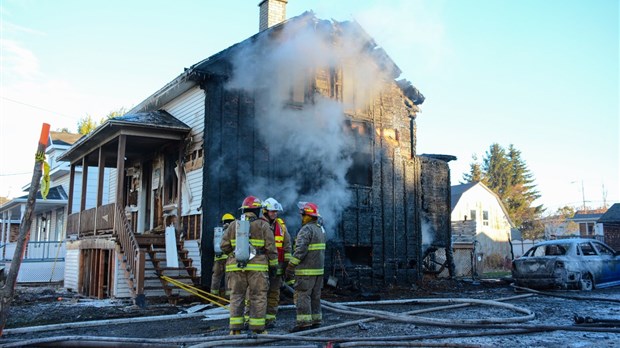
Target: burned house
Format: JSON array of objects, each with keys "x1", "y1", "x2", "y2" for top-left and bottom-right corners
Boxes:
[{"x1": 58, "y1": 3, "x2": 453, "y2": 304}]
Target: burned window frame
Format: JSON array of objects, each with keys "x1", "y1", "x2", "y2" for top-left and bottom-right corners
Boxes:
[{"x1": 344, "y1": 119, "x2": 373, "y2": 187}]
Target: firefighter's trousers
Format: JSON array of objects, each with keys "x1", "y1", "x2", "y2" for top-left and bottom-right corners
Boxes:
[
  {"x1": 266, "y1": 274, "x2": 283, "y2": 323},
  {"x1": 294, "y1": 275, "x2": 323, "y2": 327},
  {"x1": 228, "y1": 270, "x2": 269, "y2": 331},
  {"x1": 210, "y1": 259, "x2": 227, "y2": 295}
]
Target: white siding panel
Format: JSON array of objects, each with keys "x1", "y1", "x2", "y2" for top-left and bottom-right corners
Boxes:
[
  {"x1": 108, "y1": 169, "x2": 117, "y2": 204},
  {"x1": 64, "y1": 248, "x2": 79, "y2": 291},
  {"x1": 113, "y1": 250, "x2": 132, "y2": 298},
  {"x1": 163, "y1": 86, "x2": 204, "y2": 216},
  {"x1": 54, "y1": 175, "x2": 71, "y2": 194},
  {"x1": 185, "y1": 240, "x2": 201, "y2": 274},
  {"x1": 163, "y1": 86, "x2": 205, "y2": 151},
  {"x1": 186, "y1": 169, "x2": 203, "y2": 214}
]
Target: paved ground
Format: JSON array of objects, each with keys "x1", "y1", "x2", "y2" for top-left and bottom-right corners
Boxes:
[{"x1": 3, "y1": 279, "x2": 619, "y2": 347}]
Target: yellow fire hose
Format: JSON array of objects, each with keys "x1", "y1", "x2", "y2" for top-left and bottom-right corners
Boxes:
[{"x1": 160, "y1": 275, "x2": 230, "y2": 309}]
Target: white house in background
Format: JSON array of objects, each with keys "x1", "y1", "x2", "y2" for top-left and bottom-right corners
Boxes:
[
  {"x1": 570, "y1": 210, "x2": 605, "y2": 239},
  {"x1": 451, "y1": 182, "x2": 515, "y2": 274},
  {"x1": 0, "y1": 131, "x2": 110, "y2": 283}
]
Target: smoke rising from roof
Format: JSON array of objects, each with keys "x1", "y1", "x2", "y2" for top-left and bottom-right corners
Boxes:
[{"x1": 224, "y1": 15, "x2": 393, "y2": 237}]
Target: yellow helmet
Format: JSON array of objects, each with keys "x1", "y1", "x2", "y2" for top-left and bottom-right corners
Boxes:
[{"x1": 221, "y1": 213, "x2": 235, "y2": 223}]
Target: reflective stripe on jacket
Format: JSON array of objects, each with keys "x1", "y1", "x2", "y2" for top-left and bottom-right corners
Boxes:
[
  {"x1": 290, "y1": 221, "x2": 325, "y2": 275},
  {"x1": 273, "y1": 217, "x2": 292, "y2": 263},
  {"x1": 220, "y1": 212, "x2": 278, "y2": 272}
]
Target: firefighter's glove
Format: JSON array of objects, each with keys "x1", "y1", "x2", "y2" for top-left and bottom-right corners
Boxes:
[
  {"x1": 284, "y1": 264, "x2": 295, "y2": 283},
  {"x1": 268, "y1": 266, "x2": 277, "y2": 278}
]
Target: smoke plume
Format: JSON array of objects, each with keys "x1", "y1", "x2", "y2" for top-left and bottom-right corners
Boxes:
[{"x1": 224, "y1": 16, "x2": 393, "y2": 237}]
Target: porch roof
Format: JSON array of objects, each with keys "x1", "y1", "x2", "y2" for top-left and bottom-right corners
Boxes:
[
  {"x1": 0, "y1": 186, "x2": 68, "y2": 217},
  {"x1": 57, "y1": 110, "x2": 191, "y2": 166}
]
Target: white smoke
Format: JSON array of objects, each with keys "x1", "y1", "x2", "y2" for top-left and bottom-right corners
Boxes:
[{"x1": 225, "y1": 16, "x2": 393, "y2": 237}]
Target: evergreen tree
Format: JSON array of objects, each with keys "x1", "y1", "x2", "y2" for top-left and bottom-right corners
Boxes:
[
  {"x1": 481, "y1": 143, "x2": 511, "y2": 197},
  {"x1": 463, "y1": 143, "x2": 544, "y2": 239},
  {"x1": 461, "y1": 154, "x2": 482, "y2": 183}
]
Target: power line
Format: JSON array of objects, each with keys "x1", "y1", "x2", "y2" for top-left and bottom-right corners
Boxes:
[
  {"x1": 0, "y1": 172, "x2": 31, "y2": 177},
  {"x1": 1, "y1": 96, "x2": 77, "y2": 120}
]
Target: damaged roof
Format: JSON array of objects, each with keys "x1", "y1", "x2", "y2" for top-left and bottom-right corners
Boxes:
[{"x1": 129, "y1": 11, "x2": 424, "y2": 114}]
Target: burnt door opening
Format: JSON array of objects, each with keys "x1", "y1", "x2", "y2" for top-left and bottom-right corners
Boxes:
[{"x1": 79, "y1": 248, "x2": 114, "y2": 299}]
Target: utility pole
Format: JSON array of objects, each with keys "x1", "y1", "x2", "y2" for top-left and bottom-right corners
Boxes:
[
  {"x1": 581, "y1": 180, "x2": 586, "y2": 211},
  {"x1": 0, "y1": 123, "x2": 50, "y2": 335}
]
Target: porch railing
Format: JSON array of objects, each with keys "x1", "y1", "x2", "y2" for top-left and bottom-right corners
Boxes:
[
  {"x1": 67, "y1": 203, "x2": 117, "y2": 237},
  {"x1": 114, "y1": 205, "x2": 145, "y2": 297},
  {"x1": 1, "y1": 241, "x2": 65, "y2": 261}
]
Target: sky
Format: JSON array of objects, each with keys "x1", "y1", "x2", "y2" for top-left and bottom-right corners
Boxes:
[{"x1": 1, "y1": 0, "x2": 618, "y2": 213}]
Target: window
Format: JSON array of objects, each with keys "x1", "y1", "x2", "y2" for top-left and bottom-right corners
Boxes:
[
  {"x1": 579, "y1": 222, "x2": 595, "y2": 237},
  {"x1": 593, "y1": 242, "x2": 614, "y2": 256},
  {"x1": 482, "y1": 210, "x2": 489, "y2": 226},
  {"x1": 470, "y1": 210, "x2": 476, "y2": 221},
  {"x1": 54, "y1": 208, "x2": 65, "y2": 241},
  {"x1": 345, "y1": 120, "x2": 372, "y2": 186},
  {"x1": 579, "y1": 242, "x2": 596, "y2": 256},
  {"x1": 163, "y1": 153, "x2": 178, "y2": 205}
]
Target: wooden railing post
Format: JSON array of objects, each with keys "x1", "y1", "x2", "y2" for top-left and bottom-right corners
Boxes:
[{"x1": 135, "y1": 250, "x2": 145, "y2": 308}]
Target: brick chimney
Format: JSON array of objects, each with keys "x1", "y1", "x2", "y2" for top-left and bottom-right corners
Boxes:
[{"x1": 258, "y1": 0, "x2": 287, "y2": 32}]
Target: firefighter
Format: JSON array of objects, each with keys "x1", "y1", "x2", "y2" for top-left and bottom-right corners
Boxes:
[
  {"x1": 221, "y1": 196, "x2": 278, "y2": 335},
  {"x1": 262, "y1": 197, "x2": 292, "y2": 329},
  {"x1": 211, "y1": 213, "x2": 235, "y2": 297},
  {"x1": 285, "y1": 202, "x2": 326, "y2": 333}
]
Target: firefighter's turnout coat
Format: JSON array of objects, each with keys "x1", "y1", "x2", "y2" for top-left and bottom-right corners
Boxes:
[
  {"x1": 266, "y1": 217, "x2": 292, "y2": 323},
  {"x1": 221, "y1": 212, "x2": 278, "y2": 331},
  {"x1": 290, "y1": 220, "x2": 325, "y2": 326}
]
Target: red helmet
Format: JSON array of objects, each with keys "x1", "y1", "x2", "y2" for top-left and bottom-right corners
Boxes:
[
  {"x1": 299, "y1": 202, "x2": 320, "y2": 217},
  {"x1": 240, "y1": 196, "x2": 262, "y2": 210}
]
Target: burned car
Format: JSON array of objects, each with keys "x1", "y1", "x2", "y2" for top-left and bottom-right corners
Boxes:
[{"x1": 512, "y1": 238, "x2": 620, "y2": 291}]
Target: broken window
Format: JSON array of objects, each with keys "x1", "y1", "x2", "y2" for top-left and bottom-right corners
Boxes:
[
  {"x1": 579, "y1": 242, "x2": 597, "y2": 256},
  {"x1": 345, "y1": 245, "x2": 372, "y2": 267},
  {"x1": 163, "y1": 152, "x2": 178, "y2": 205},
  {"x1": 345, "y1": 120, "x2": 372, "y2": 186},
  {"x1": 593, "y1": 242, "x2": 614, "y2": 256},
  {"x1": 482, "y1": 210, "x2": 489, "y2": 226}
]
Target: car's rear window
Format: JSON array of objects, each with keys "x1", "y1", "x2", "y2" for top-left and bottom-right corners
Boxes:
[{"x1": 526, "y1": 244, "x2": 570, "y2": 257}]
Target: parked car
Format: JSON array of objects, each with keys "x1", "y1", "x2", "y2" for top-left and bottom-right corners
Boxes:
[{"x1": 512, "y1": 238, "x2": 620, "y2": 291}]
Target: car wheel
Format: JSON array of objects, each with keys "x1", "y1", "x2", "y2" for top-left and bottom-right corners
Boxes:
[{"x1": 580, "y1": 273, "x2": 593, "y2": 291}]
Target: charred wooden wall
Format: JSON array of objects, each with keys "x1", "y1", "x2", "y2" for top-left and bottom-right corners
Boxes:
[{"x1": 199, "y1": 78, "x2": 452, "y2": 288}]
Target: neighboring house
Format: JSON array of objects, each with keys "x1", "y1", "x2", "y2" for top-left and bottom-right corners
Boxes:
[
  {"x1": 598, "y1": 203, "x2": 620, "y2": 251},
  {"x1": 570, "y1": 210, "x2": 605, "y2": 240},
  {"x1": 58, "y1": 1, "x2": 455, "y2": 305},
  {"x1": 450, "y1": 182, "x2": 515, "y2": 275},
  {"x1": 0, "y1": 131, "x2": 108, "y2": 283}
]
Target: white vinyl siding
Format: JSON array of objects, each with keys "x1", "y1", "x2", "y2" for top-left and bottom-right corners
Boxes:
[
  {"x1": 163, "y1": 86, "x2": 204, "y2": 151},
  {"x1": 113, "y1": 250, "x2": 132, "y2": 298},
  {"x1": 163, "y1": 86, "x2": 205, "y2": 215},
  {"x1": 184, "y1": 240, "x2": 201, "y2": 274},
  {"x1": 64, "y1": 247, "x2": 79, "y2": 291}
]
